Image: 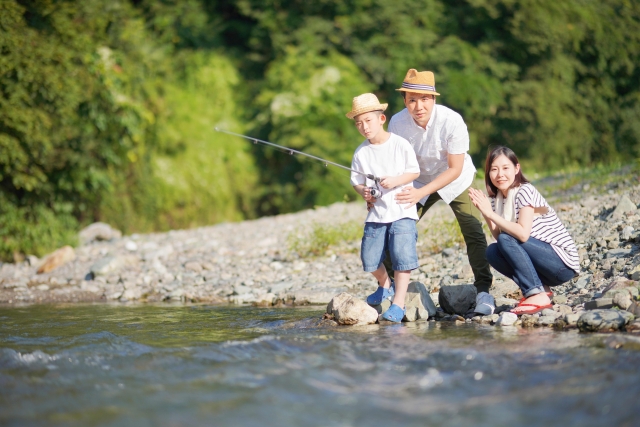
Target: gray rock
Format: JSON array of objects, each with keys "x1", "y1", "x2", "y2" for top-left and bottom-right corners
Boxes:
[
  {"x1": 553, "y1": 294, "x2": 568, "y2": 305},
  {"x1": 564, "y1": 313, "x2": 581, "y2": 326},
  {"x1": 627, "y1": 302, "x2": 640, "y2": 317},
  {"x1": 293, "y1": 289, "x2": 343, "y2": 305},
  {"x1": 497, "y1": 312, "x2": 518, "y2": 326},
  {"x1": 438, "y1": 284, "x2": 476, "y2": 315},
  {"x1": 404, "y1": 281, "x2": 437, "y2": 321},
  {"x1": 577, "y1": 309, "x2": 628, "y2": 332},
  {"x1": 90, "y1": 256, "x2": 124, "y2": 277},
  {"x1": 605, "y1": 248, "x2": 633, "y2": 259},
  {"x1": 79, "y1": 222, "x2": 122, "y2": 244},
  {"x1": 142, "y1": 244, "x2": 174, "y2": 260},
  {"x1": 584, "y1": 298, "x2": 614, "y2": 310},
  {"x1": 574, "y1": 277, "x2": 590, "y2": 289},
  {"x1": 613, "y1": 292, "x2": 633, "y2": 310},
  {"x1": 442, "y1": 248, "x2": 455, "y2": 258},
  {"x1": 538, "y1": 315, "x2": 558, "y2": 326},
  {"x1": 541, "y1": 309, "x2": 562, "y2": 319},
  {"x1": 326, "y1": 292, "x2": 379, "y2": 325},
  {"x1": 603, "y1": 285, "x2": 639, "y2": 300},
  {"x1": 602, "y1": 277, "x2": 639, "y2": 295},
  {"x1": 520, "y1": 314, "x2": 539, "y2": 327},
  {"x1": 621, "y1": 226, "x2": 634, "y2": 241},
  {"x1": 607, "y1": 194, "x2": 637, "y2": 220}
]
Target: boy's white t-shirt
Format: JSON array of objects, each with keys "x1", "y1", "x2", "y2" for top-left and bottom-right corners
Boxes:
[{"x1": 350, "y1": 133, "x2": 420, "y2": 223}]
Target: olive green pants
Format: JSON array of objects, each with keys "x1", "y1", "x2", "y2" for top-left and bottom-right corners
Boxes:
[{"x1": 384, "y1": 185, "x2": 493, "y2": 293}]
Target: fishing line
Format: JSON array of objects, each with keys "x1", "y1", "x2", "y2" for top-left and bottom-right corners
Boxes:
[{"x1": 215, "y1": 128, "x2": 384, "y2": 197}]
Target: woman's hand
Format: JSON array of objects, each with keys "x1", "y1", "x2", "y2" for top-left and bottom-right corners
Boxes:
[{"x1": 468, "y1": 188, "x2": 493, "y2": 218}]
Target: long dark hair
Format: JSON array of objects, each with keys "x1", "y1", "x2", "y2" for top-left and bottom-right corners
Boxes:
[{"x1": 484, "y1": 146, "x2": 529, "y2": 197}]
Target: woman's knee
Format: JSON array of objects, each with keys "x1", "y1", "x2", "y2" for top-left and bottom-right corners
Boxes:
[
  {"x1": 496, "y1": 232, "x2": 517, "y2": 249},
  {"x1": 485, "y1": 243, "x2": 500, "y2": 265}
]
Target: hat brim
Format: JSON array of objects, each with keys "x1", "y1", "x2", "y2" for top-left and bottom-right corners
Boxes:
[
  {"x1": 345, "y1": 104, "x2": 388, "y2": 119},
  {"x1": 396, "y1": 88, "x2": 440, "y2": 96}
]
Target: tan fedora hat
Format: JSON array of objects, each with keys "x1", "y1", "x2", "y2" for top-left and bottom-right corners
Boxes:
[
  {"x1": 346, "y1": 93, "x2": 388, "y2": 119},
  {"x1": 396, "y1": 69, "x2": 440, "y2": 96}
]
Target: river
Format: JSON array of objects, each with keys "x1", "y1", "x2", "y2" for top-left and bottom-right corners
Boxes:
[{"x1": 0, "y1": 304, "x2": 638, "y2": 426}]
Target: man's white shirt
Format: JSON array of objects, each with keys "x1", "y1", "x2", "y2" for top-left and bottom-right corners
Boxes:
[
  {"x1": 388, "y1": 104, "x2": 476, "y2": 205},
  {"x1": 350, "y1": 133, "x2": 420, "y2": 223}
]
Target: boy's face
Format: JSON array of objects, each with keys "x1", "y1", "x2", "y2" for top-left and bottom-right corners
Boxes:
[
  {"x1": 354, "y1": 111, "x2": 385, "y2": 140},
  {"x1": 403, "y1": 92, "x2": 435, "y2": 127}
]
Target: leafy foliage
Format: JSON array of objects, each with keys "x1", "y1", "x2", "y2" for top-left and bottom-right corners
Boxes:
[{"x1": 1, "y1": 0, "x2": 639, "y2": 260}]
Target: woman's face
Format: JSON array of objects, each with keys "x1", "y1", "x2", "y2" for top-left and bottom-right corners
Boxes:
[{"x1": 489, "y1": 154, "x2": 520, "y2": 196}]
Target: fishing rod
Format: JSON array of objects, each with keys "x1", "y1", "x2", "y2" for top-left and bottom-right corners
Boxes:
[{"x1": 215, "y1": 128, "x2": 384, "y2": 197}]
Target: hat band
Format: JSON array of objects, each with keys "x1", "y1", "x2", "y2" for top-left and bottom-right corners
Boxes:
[{"x1": 401, "y1": 82, "x2": 436, "y2": 92}]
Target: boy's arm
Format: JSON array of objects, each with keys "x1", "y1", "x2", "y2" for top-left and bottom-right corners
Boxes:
[
  {"x1": 379, "y1": 172, "x2": 420, "y2": 189},
  {"x1": 353, "y1": 184, "x2": 376, "y2": 202}
]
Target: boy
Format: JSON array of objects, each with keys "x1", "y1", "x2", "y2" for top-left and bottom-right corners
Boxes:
[{"x1": 347, "y1": 93, "x2": 421, "y2": 322}]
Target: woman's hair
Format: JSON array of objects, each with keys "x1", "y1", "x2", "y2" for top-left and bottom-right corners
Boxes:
[{"x1": 484, "y1": 145, "x2": 529, "y2": 197}]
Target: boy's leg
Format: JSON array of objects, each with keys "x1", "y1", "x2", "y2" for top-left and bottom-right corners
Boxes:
[
  {"x1": 387, "y1": 218, "x2": 419, "y2": 308},
  {"x1": 371, "y1": 264, "x2": 392, "y2": 288},
  {"x1": 391, "y1": 270, "x2": 411, "y2": 308},
  {"x1": 382, "y1": 194, "x2": 440, "y2": 277},
  {"x1": 362, "y1": 223, "x2": 395, "y2": 305},
  {"x1": 449, "y1": 186, "x2": 493, "y2": 293}
]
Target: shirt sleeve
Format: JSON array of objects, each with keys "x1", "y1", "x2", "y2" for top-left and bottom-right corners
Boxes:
[
  {"x1": 515, "y1": 184, "x2": 544, "y2": 209},
  {"x1": 402, "y1": 140, "x2": 420, "y2": 174},
  {"x1": 446, "y1": 112, "x2": 470, "y2": 155},
  {"x1": 350, "y1": 150, "x2": 366, "y2": 186}
]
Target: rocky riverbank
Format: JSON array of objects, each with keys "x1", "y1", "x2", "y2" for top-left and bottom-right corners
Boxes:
[{"x1": 1, "y1": 171, "x2": 639, "y2": 334}]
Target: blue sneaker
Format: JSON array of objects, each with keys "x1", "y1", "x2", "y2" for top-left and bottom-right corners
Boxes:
[
  {"x1": 366, "y1": 282, "x2": 395, "y2": 306},
  {"x1": 381, "y1": 304, "x2": 406, "y2": 322}
]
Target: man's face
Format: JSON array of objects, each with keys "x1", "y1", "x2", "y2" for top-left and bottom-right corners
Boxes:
[
  {"x1": 354, "y1": 111, "x2": 385, "y2": 140},
  {"x1": 403, "y1": 92, "x2": 435, "y2": 127}
]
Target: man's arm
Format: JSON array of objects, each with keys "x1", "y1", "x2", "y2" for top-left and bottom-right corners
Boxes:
[{"x1": 394, "y1": 152, "x2": 465, "y2": 207}]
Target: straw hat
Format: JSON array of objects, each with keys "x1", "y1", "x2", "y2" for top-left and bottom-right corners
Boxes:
[
  {"x1": 345, "y1": 93, "x2": 388, "y2": 119},
  {"x1": 396, "y1": 69, "x2": 440, "y2": 96}
]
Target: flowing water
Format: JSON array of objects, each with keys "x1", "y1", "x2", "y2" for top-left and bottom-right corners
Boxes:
[{"x1": 0, "y1": 304, "x2": 638, "y2": 427}]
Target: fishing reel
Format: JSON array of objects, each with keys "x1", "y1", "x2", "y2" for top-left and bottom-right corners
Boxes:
[{"x1": 368, "y1": 187, "x2": 382, "y2": 199}]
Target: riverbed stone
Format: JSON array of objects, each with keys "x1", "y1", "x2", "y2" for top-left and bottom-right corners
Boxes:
[
  {"x1": 90, "y1": 256, "x2": 125, "y2": 277},
  {"x1": 404, "y1": 281, "x2": 437, "y2": 321},
  {"x1": 438, "y1": 284, "x2": 476, "y2": 315},
  {"x1": 37, "y1": 246, "x2": 76, "y2": 274},
  {"x1": 326, "y1": 292, "x2": 378, "y2": 325},
  {"x1": 564, "y1": 313, "x2": 581, "y2": 326},
  {"x1": 497, "y1": 312, "x2": 518, "y2": 326},
  {"x1": 584, "y1": 298, "x2": 614, "y2": 310},
  {"x1": 613, "y1": 292, "x2": 633, "y2": 310},
  {"x1": 520, "y1": 314, "x2": 539, "y2": 327},
  {"x1": 607, "y1": 194, "x2": 637, "y2": 220},
  {"x1": 577, "y1": 309, "x2": 629, "y2": 332},
  {"x1": 79, "y1": 222, "x2": 122, "y2": 244}
]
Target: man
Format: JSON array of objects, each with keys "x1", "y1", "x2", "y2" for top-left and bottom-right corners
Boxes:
[{"x1": 388, "y1": 68, "x2": 494, "y2": 315}]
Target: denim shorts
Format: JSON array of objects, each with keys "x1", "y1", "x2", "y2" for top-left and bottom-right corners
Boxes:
[{"x1": 360, "y1": 218, "x2": 419, "y2": 272}]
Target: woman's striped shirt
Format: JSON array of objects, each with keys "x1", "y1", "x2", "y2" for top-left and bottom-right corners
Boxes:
[{"x1": 491, "y1": 183, "x2": 580, "y2": 273}]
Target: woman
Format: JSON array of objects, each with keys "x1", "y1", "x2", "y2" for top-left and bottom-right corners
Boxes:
[{"x1": 469, "y1": 146, "x2": 579, "y2": 315}]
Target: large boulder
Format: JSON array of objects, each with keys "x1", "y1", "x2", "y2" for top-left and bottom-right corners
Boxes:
[
  {"x1": 577, "y1": 309, "x2": 634, "y2": 332},
  {"x1": 79, "y1": 222, "x2": 122, "y2": 244},
  {"x1": 438, "y1": 284, "x2": 477, "y2": 315},
  {"x1": 37, "y1": 246, "x2": 75, "y2": 274},
  {"x1": 326, "y1": 292, "x2": 378, "y2": 325}
]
